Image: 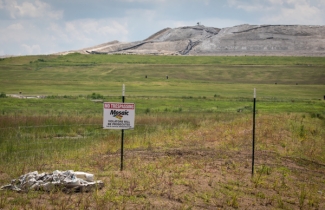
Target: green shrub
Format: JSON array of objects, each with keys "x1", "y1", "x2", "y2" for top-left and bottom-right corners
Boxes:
[
  {"x1": 144, "y1": 108, "x2": 150, "y2": 114},
  {"x1": 0, "y1": 92, "x2": 7, "y2": 98},
  {"x1": 310, "y1": 113, "x2": 324, "y2": 120},
  {"x1": 89, "y1": 93, "x2": 104, "y2": 99}
]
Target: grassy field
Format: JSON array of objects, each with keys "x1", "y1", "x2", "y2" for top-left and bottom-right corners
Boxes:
[
  {"x1": 0, "y1": 54, "x2": 325, "y2": 209},
  {"x1": 1, "y1": 54, "x2": 325, "y2": 97}
]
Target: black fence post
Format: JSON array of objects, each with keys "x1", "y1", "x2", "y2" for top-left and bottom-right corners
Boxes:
[
  {"x1": 121, "y1": 84, "x2": 125, "y2": 171},
  {"x1": 252, "y1": 88, "x2": 256, "y2": 176}
]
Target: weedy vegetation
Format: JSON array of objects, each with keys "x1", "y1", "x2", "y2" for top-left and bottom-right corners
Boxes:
[{"x1": 0, "y1": 54, "x2": 325, "y2": 209}]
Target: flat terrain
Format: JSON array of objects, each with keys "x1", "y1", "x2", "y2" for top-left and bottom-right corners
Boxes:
[
  {"x1": 1, "y1": 54, "x2": 324, "y2": 98},
  {"x1": 0, "y1": 54, "x2": 325, "y2": 209}
]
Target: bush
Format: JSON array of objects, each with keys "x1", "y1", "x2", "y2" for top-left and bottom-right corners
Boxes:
[
  {"x1": 89, "y1": 93, "x2": 104, "y2": 99},
  {"x1": 0, "y1": 92, "x2": 7, "y2": 98},
  {"x1": 310, "y1": 113, "x2": 324, "y2": 120},
  {"x1": 144, "y1": 108, "x2": 150, "y2": 114},
  {"x1": 46, "y1": 95, "x2": 60, "y2": 99}
]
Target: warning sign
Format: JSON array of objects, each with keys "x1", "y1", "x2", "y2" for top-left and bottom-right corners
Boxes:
[{"x1": 103, "y1": 102, "x2": 135, "y2": 129}]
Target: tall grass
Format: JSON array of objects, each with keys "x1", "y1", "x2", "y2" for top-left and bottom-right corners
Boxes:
[
  {"x1": 1, "y1": 110, "x2": 324, "y2": 171},
  {"x1": 1, "y1": 111, "x2": 325, "y2": 209}
]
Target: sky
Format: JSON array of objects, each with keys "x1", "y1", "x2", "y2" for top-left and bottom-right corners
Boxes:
[{"x1": 1, "y1": 0, "x2": 325, "y2": 56}]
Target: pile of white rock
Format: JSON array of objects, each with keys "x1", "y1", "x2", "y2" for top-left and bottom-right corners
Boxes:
[{"x1": 0, "y1": 170, "x2": 104, "y2": 192}]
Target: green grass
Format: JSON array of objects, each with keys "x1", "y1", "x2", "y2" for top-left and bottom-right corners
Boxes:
[
  {"x1": 2, "y1": 53, "x2": 325, "y2": 65},
  {"x1": 1, "y1": 54, "x2": 324, "y2": 100},
  {"x1": 1, "y1": 95, "x2": 324, "y2": 116},
  {"x1": 4, "y1": 53, "x2": 314, "y2": 125},
  {"x1": 0, "y1": 54, "x2": 325, "y2": 209}
]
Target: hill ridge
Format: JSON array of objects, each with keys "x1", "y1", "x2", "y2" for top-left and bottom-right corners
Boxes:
[{"x1": 58, "y1": 24, "x2": 325, "y2": 56}]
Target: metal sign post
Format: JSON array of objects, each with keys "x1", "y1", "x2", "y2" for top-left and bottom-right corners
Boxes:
[
  {"x1": 103, "y1": 84, "x2": 135, "y2": 171},
  {"x1": 252, "y1": 88, "x2": 256, "y2": 176}
]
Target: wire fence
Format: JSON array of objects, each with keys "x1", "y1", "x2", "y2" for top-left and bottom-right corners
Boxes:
[{"x1": 1, "y1": 110, "x2": 323, "y2": 169}]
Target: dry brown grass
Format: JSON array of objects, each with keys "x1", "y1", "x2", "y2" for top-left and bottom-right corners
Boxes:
[{"x1": 1, "y1": 113, "x2": 325, "y2": 209}]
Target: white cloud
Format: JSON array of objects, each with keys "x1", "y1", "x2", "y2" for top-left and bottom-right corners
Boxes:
[
  {"x1": 46, "y1": 18, "x2": 130, "y2": 50},
  {"x1": 118, "y1": 0, "x2": 166, "y2": 2},
  {"x1": 263, "y1": 2, "x2": 323, "y2": 24},
  {"x1": 227, "y1": 0, "x2": 325, "y2": 25},
  {"x1": 202, "y1": 0, "x2": 210, "y2": 5},
  {"x1": 227, "y1": 0, "x2": 266, "y2": 12},
  {"x1": 319, "y1": 0, "x2": 325, "y2": 7},
  {"x1": 126, "y1": 8, "x2": 157, "y2": 21},
  {"x1": 65, "y1": 19, "x2": 129, "y2": 41},
  {"x1": 2, "y1": 0, "x2": 63, "y2": 19},
  {"x1": 80, "y1": 19, "x2": 128, "y2": 36},
  {"x1": 263, "y1": 0, "x2": 324, "y2": 25},
  {"x1": 268, "y1": 0, "x2": 283, "y2": 4},
  {"x1": 7, "y1": 23, "x2": 24, "y2": 30},
  {"x1": 1, "y1": 0, "x2": 324, "y2": 55},
  {"x1": 0, "y1": 22, "x2": 27, "y2": 43},
  {"x1": 22, "y1": 44, "x2": 41, "y2": 55}
]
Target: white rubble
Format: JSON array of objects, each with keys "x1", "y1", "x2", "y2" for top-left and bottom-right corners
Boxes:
[{"x1": 0, "y1": 170, "x2": 104, "y2": 192}]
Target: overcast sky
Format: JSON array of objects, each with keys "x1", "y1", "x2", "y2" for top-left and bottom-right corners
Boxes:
[{"x1": 1, "y1": 0, "x2": 325, "y2": 56}]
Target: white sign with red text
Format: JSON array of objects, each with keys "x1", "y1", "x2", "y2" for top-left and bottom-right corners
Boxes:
[{"x1": 103, "y1": 102, "x2": 135, "y2": 129}]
